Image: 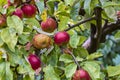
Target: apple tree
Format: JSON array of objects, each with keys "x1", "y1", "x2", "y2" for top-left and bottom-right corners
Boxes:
[{"x1": 0, "y1": 0, "x2": 120, "y2": 80}]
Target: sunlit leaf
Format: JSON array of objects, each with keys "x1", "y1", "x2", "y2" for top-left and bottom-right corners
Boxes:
[
  {"x1": 43, "y1": 65, "x2": 60, "y2": 80},
  {"x1": 65, "y1": 63, "x2": 77, "y2": 78}
]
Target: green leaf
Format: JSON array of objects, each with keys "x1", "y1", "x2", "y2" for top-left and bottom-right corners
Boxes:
[
  {"x1": 102, "y1": 2, "x2": 120, "y2": 8},
  {"x1": 0, "y1": 0, "x2": 7, "y2": 5},
  {"x1": 46, "y1": 0, "x2": 55, "y2": 15},
  {"x1": 7, "y1": 16, "x2": 23, "y2": 34},
  {"x1": 78, "y1": 36, "x2": 86, "y2": 46},
  {"x1": 82, "y1": 61, "x2": 102, "y2": 80},
  {"x1": 17, "y1": 58, "x2": 34, "y2": 74},
  {"x1": 0, "y1": 62, "x2": 13, "y2": 80},
  {"x1": 0, "y1": 33, "x2": 4, "y2": 47},
  {"x1": 87, "y1": 52, "x2": 103, "y2": 60},
  {"x1": 70, "y1": 1, "x2": 80, "y2": 20},
  {"x1": 59, "y1": 54, "x2": 73, "y2": 63},
  {"x1": 43, "y1": 65, "x2": 60, "y2": 80},
  {"x1": 84, "y1": 0, "x2": 91, "y2": 15},
  {"x1": 18, "y1": 33, "x2": 29, "y2": 45},
  {"x1": 115, "y1": 30, "x2": 120, "y2": 39},
  {"x1": 1, "y1": 28, "x2": 18, "y2": 52},
  {"x1": 0, "y1": 62, "x2": 5, "y2": 80},
  {"x1": 74, "y1": 47, "x2": 89, "y2": 58},
  {"x1": 25, "y1": 18, "x2": 40, "y2": 28},
  {"x1": 6, "y1": 62, "x2": 13, "y2": 80},
  {"x1": 104, "y1": 7, "x2": 116, "y2": 20},
  {"x1": 65, "y1": 63, "x2": 77, "y2": 78},
  {"x1": 107, "y1": 65, "x2": 120, "y2": 77},
  {"x1": 36, "y1": 0, "x2": 44, "y2": 13},
  {"x1": 58, "y1": 16, "x2": 70, "y2": 31},
  {"x1": 70, "y1": 32, "x2": 80, "y2": 48},
  {"x1": 64, "y1": 0, "x2": 74, "y2": 6}
]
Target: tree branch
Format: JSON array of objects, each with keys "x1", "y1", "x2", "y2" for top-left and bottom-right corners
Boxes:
[
  {"x1": 83, "y1": 7, "x2": 102, "y2": 53},
  {"x1": 64, "y1": 17, "x2": 95, "y2": 31}
]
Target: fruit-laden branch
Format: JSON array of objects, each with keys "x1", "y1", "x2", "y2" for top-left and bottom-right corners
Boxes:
[{"x1": 64, "y1": 17, "x2": 96, "y2": 31}]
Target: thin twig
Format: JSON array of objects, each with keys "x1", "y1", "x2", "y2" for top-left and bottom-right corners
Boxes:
[
  {"x1": 67, "y1": 50, "x2": 81, "y2": 69},
  {"x1": 64, "y1": 17, "x2": 95, "y2": 31}
]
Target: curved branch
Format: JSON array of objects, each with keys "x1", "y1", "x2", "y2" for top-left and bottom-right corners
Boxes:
[{"x1": 64, "y1": 17, "x2": 96, "y2": 31}]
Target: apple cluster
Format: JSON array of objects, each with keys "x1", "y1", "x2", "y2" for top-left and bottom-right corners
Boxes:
[{"x1": 1, "y1": 0, "x2": 91, "y2": 79}]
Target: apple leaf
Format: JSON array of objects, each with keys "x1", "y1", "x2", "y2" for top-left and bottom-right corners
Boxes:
[
  {"x1": 82, "y1": 61, "x2": 102, "y2": 80},
  {"x1": 0, "y1": 62, "x2": 13, "y2": 80},
  {"x1": 0, "y1": 62, "x2": 5, "y2": 80},
  {"x1": 25, "y1": 18, "x2": 40, "y2": 28},
  {"x1": 0, "y1": 0, "x2": 7, "y2": 5},
  {"x1": 35, "y1": 0, "x2": 44, "y2": 13},
  {"x1": 1, "y1": 28, "x2": 18, "y2": 52},
  {"x1": 0, "y1": 33, "x2": 4, "y2": 47},
  {"x1": 73, "y1": 47, "x2": 89, "y2": 58},
  {"x1": 6, "y1": 62, "x2": 13, "y2": 80},
  {"x1": 86, "y1": 52, "x2": 103, "y2": 60},
  {"x1": 107, "y1": 65, "x2": 120, "y2": 77},
  {"x1": 43, "y1": 65, "x2": 60, "y2": 80},
  {"x1": 65, "y1": 63, "x2": 77, "y2": 78},
  {"x1": 58, "y1": 16, "x2": 70, "y2": 31},
  {"x1": 102, "y1": 2, "x2": 120, "y2": 8},
  {"x1": 7, "y1": 16, "x2": 23, "y2": 34},
  {"x1": 64, "y1": 0, "x2": 74, "y2": 6},
  {"x1": 70, "y1": 32, "x2": 80, "y2": 48},
  {"x1": 115, "y1": 30, "x2": 120, "y2": 39},
  {"x1": 83, "y1": 0, "x2": 91, "y2": 15},
  {"x1": 59, "y1": 54, "x2": 73, "y2": 63}
]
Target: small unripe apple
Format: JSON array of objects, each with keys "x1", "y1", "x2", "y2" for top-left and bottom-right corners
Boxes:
[
  {"x1": 21, "y1": 4, "x2": 37, "y2": 18},
  {"x1": 41, "y1": 18, "x2": 57, "y2": 33},
  {"x1": 54, "y1": 31, "x2": 70, "y2": 46},
  {"x1": 32, "y1": 34, "x2": 51, "y2": 49},
  {"x1": 28, "y1": 54, "x2": 41, "y2": 70},
  {"x1": 72, "y1": 69, "x2": 91, "y2": 80},
  {"x1": 13, "y1": 8, "x2": 23, "y2": 19},
  {"x1": 0, "y1": 15, "x2": 6, "y2": 27}
]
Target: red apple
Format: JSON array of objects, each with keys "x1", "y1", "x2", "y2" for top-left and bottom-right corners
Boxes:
[
  {"x1": 72, "y1": 69, "x2": 91, "y2": 80},
  {"x1": 21, "y1": 4, "x2": 37, "y2": 18},
  {"x1": 41, "y1": 18, "x2": 57, "y2": 33},
  {"x1": 0, "y1": 15, "x2": 6, "y2": 27},
  {"x1": 54, "y1": 31, "x2": 70, "y2": 46},
  {"x1": 13, "y1": 8, "x2": 23, "y2": 19},
  {"x1": 32, "y1": 34, "x2": 51, "y2": 49},
  {"x1": 28, "y1": 54, "x2": 41, "y2": 70}
]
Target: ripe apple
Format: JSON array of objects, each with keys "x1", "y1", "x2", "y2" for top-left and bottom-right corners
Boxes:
[
  {"x1": 0, "y1": 15, "x2": 6, "y2": 27},
  {"x1": 13, "y1": 8, "x2": 23, "y2": 19},
  {"x1": 41, "y1": 18, "x2": 57, "y2": 33},
  {"x1": 32, "y1": 34, "x2": 51, "y2": 49},
  {"x1": 21, "y1": 4, "x2": 37, "y2": 18},
  {"x1": 28, "y1": 54, "x2": 41, "y2": 70},
  {"x1": 72, "y1": 69, "x2": 91, "y2": 80},
  {"x1": 54, "y1": 31, "x2": 70, "y2": 46}
]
